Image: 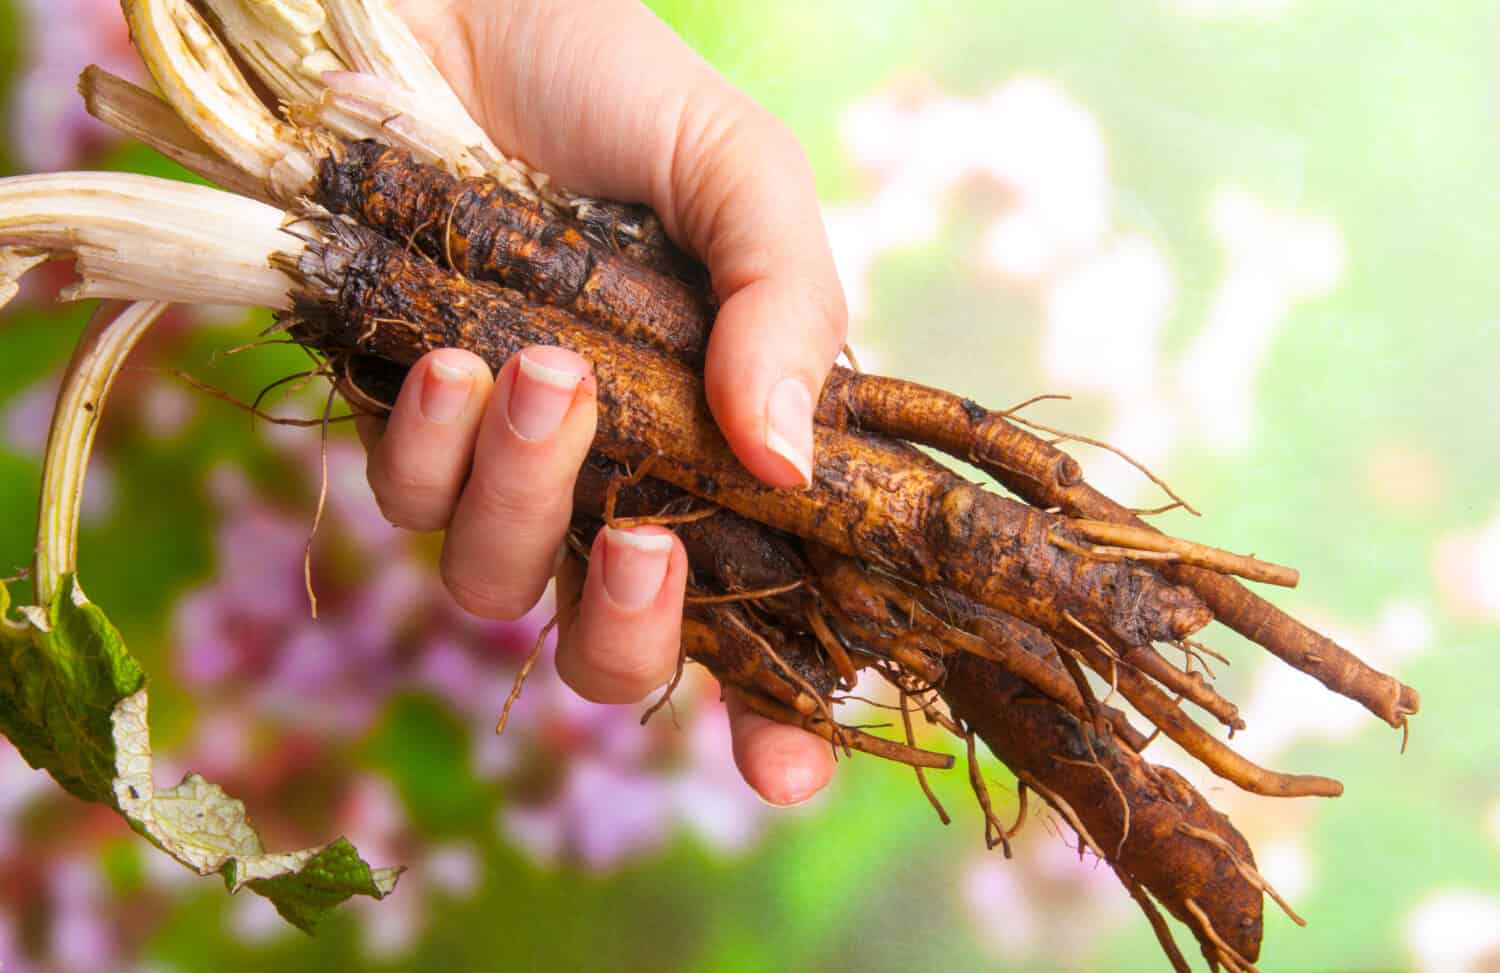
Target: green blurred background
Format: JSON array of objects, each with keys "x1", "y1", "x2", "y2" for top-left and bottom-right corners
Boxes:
[{"x1": 1, "y1": 1, "x2": 1498, "y2": 971}]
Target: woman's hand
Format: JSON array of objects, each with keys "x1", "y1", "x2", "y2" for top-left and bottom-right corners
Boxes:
[{"x1": 358, "y1": 0, "x2": 848, "y2": 806}]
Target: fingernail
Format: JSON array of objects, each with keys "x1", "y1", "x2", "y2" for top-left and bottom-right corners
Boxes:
[
  {"x1": 508, "y1": 350, "x2": 585, "y2": 441},
  {"x1": 420, "y1": 358, "x2": 474, "y2": 424},
  {"x1": 601, "y1": 527, "x2": 672, "y2": 611},
  {"x1": 766, "y1": 377, "x2": 814, "y2": 486},
  {"x1": 759, "y1": 761, "x2": 820, "y2": 808}
]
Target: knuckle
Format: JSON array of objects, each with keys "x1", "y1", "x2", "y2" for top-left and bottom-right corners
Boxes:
[
  {"x1": 368, "y1": 468, "x2": 453, "y2": 532},
  {"x1": 563, "y1": 635, "x2": 674, "y2": 705},
  {"x1": 463, "y1": 464, "x2": 576, "y2": 534},
  {"x1": 462, "y1": 470, "x2": 533, "y2": 523},
  {"x1": 806, "y1": 278, "x2": 849, "y2": 345},
  {"x1": 439, "y1": 555, "x2": 537, "y2": 621},
  {"x1": 384, "y1": 507, "x2": 448, "y2": 533},
  {"x1": 674, "y1": 95, "x2": 792, "y2": 195},
  {"x1": 758, "y1": 114, "x2": 808, "y2": 168}
]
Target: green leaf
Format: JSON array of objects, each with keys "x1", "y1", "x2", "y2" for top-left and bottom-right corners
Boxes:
[
  {"x1": 0, "y1": 574, "x2": 400, "y2": 932},
  {"x1": 0, "y1": 575, "x2": 143, "y2": 804},
  {"x1": 243, "y1": 839, "x2": 403, "y2": 934},
  {"x1": 0, "y1": 578, "x2": 24, "y2": 645}
]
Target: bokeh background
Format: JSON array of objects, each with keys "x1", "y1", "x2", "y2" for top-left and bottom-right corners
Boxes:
[{"x1": 2, "y1": 1, "x2": 1498, "y2": 970}]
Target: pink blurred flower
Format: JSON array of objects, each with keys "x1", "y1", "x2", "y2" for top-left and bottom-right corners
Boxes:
[
  {"x1": 139, "y1": 381, "x2": 198, "y2": 441},
  {"x1": 172, "y1": 427, "x2": 770, "y2": 898},
  {"x1": 0, "y1": 912, "x2": 36, "y2": 973},
  {"x1": 499, "y1": 662, "x2": 768, "y2": 870},
  {"x1": 11, "y1": 0, "x2": 141, "y2": 170},
  {"x1": 1406, "y1": 890, "x2": 1500, "y2": 973},
  {"x1": 48, "y1": 858, "x2": 120, "y2": 973},
  {"x1": 330, "y1": 776, "x2": 483, "y2": 959},
  {"x1": 1435, "y1": 511, "x2": 1500, "y2": 622},
  {"x1": 962, "y1": 826, "x2": 1133, "y2": 968},
  {"x1": 2, "y1": 373, "x2": 58, "y2": 455}
]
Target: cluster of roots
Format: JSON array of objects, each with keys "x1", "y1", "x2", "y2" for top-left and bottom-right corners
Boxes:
[
  {"x1": 245, "y1": 140, "x2": 1416, "y2": 971},
  {"x1": 57, "y1": 5, "x2": 1421, "y2": 966}
]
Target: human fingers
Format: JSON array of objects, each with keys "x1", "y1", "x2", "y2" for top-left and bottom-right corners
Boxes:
[
  {"x1": 554, "y1": 524, "x2": 688, "y2": 704},
  {"x1": 403, "y1": 2, "x2": 847, "y2": 486},
  {"x1": 725, "y1": 690, "x2": 837, "y2": 806},
  {"x1": 438, "y1": 345, "x2": 597, "y2": 619},
  {"x1": 364, "y1": 348, "x2": 493, "y2": 531}
]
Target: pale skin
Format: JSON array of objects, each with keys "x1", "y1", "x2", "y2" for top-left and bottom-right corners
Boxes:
[{"x1": 358, "y1": 0, "x2": 848, "y2": 805}]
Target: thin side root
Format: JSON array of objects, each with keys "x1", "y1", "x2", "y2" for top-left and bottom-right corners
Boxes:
[
  {"x1": 1177, "y1": 823, "x2": 1306, "y2": 927},
  {"x1": 610, "y1": 506, "x2": 720, "y2": 530},
  {"x1": 1059, "y1": 628, "x2": 1339, "y2": 798},
  {"x1": 172, "y1": 369, "x2": 357, "y2": 427},
  {"x1": 1183, "y1": 898, "x2": 1261, "y2": 973},
  {"x1": 496, "y1": 596, "x2": 577, "y2": 735},
  {"x1": 806, "y1": 604, "x2": 859, "y2": 689},
  {"x1": 684, "y1": 578, "x2": 803, "y2": 606},
  {"x1": 876, "y1": 668, "x2": 965, "y2": 738},
  {"x1": 1062, "y1": 611, "x2": 1247, "y2": 734},
  {"x1": 604, "y1": 455, "x2": 659, "y2": 524},
  {"x1": 1112, "y1": 865, "x2": 1193, "y2": 973},
  {"x1": 964, "y1": 727, "x2": 1012, "y2": 856},
  {"x1": 902, "y1": 687, "x2": 951, "y2": 826},
  {"x1": 1020, "y1": 773, "x2": 1107, "y2": 862},
  {"x1": 302, "y1": 385, "x2": 337, "y2": 619},
  {"x1": 722, "y1": 608, "x2": 849, "y2": 756},
  {"x1": 1054, "y1": 754, "x2": 1130, "y2": 859},
  {"x1": 999, "y1": 392, "x2": 1073, "y2": 418},
  {"x1": 728, "y1": 688, "x2": 953, "y2": 769},
  {"x1": 1006, "y1": 780, "x2": 1029, "y2": 840},
  {"x1": 1069, "y1": 519, "x2": 1298, "y2": 588},
  {"x1": 1004, "y1": 413, "x2": 1200, "y2": 517},
  {"x1": 641, "y1": 642, "x2": 687, "y2": 729}
]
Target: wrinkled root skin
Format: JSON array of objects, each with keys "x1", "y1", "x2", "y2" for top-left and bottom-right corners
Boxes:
[
  {"x1": 280, "y1": 210, "x2": 1367, "y2": 967},
  {"x1": 818, "y1": 368, "x2": 1420, "y2": 730},
  {"x1": 315, "y1": 142, "x2": 714, "y2": 359},
  {"x1": 284, "y1": 219, "x2": 1208, "y2": 649},
  {"x1": 680, "y1": 607, "x2": 836, "y2": 704},
  {"x1": 313, "y1": 142, "x2": 1414, "y2": 731},
  {"x1": 13, "y1": 7, "x2": 1425, "y2": 966},
  {"x1": 942, "y1": 651, "x2": 1263, "y2": 967},
  {"x1": 348, "y1": 359, "x2": 1279, "y2": 965},
  {"x1": 580, "y1": 453, "x2": 1264, "y2": 965}
]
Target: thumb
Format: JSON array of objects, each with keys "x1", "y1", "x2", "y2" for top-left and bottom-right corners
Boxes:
[
  {"x1": 392, "y1": 0, "x2": 847, "y2": 487},
  {"x1": 662, "y1": 94, "x2": 847, "y2": 488}
]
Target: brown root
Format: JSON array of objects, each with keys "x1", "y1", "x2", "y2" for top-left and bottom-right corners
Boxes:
[
  {"x1": 727, "y1": 688, "x2": 953, "y2": 770},
  {"x1": 901, "y1": 686, "x2": 951, "y2": 826},
  {"x1": 1114, "y1": 865, "x2": 1194, "y2": 973},
  {"x1": 1068, "y1": 519, "x2": 1299, "y2": 588},
  {"x1": 284, "y1": 218, "x2": 1214, "y2": 652},
  {"x1": 942, "y1": 651, "x2": 1266, "y2": 966},
  {"x1": 641, "y1": 642, "x2": 687, "y2": 729},
  {"x1": 1056, "y1": 628, "x2": 1342, "y2": 799},
  {"x1": 964, "y1": 727, "x2": 1012, "y2": 856},
  {"x1": 496, "y1": 607, "x2": 566, "y2": 736},
  {"x1": 309, "y1": 139, "x2": 1414, "y2": 731}
]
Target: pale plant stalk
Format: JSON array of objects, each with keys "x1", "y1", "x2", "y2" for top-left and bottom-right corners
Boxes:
[
  {"x1": 0, "y1": 172, "x2": 295, "y2": 311},
  {"x1": 34, "y1": 302, "x2": 170, "y2": 606},
  {"x1": 0, "y1": 169, "x2": 301, "y2": 596},
  {"x1": 314, "y1": 70, "x2": 504, "y2": 181},
  {"x1": 8, "y1": 293, "x2": 405, "y2": 913},
  {"x1": 77, "y1": 67, "x2": 270, "y2": 202},
  {"x1": 315, "y1": 0, "x2": 557, "y2": 199},
  {"x1": 116, "y1": 0, "x2": 557, "y2": 206},
  {"x1": 197, "y1": 0, "x2": 347, "y2": 105},
  {"x1": 122, "y1": 0, "x2": 324, "y2": 197}
]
